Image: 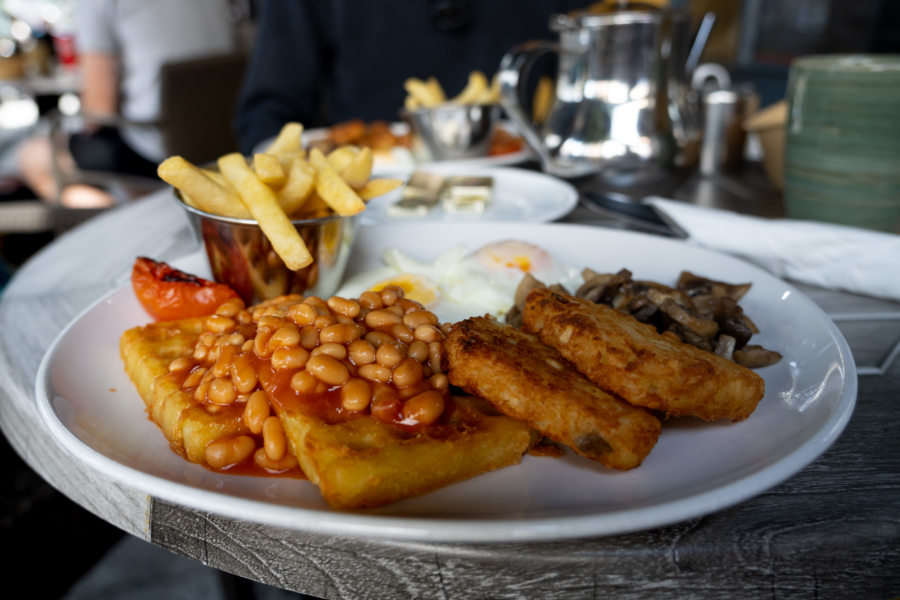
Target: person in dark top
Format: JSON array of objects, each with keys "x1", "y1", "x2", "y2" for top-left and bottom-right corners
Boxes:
[{"x1": 235, "y1": 0, "x2": 590, "y2": 154}]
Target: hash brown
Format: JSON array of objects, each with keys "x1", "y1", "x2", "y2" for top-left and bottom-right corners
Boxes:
[
  {"x1": 522, "y1": 288, "x2": 765, "y2": 422},
  {"x1": 444, "y1": 316, "x2": 661, "y2": 470}
]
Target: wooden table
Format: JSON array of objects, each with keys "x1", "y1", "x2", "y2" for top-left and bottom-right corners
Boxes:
[{"x1": 1, "y1": 177, "x2": 898, "y2": 599}]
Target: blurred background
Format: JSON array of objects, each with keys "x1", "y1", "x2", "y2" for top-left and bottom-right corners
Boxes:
[{"x1": 0, "y1": 0, "x2": 897, "y2": 598}]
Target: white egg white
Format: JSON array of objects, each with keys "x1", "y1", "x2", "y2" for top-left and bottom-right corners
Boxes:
[{"x1": 336, "y1": 241, "x2": 582, "y2": 324}]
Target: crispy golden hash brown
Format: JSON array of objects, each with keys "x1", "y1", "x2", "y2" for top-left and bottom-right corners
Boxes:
[
  {"x1": 444, "y1": 317, "x2": 661, "y2": 470},
  {"x1": 121, "y1": 293, "x2": 536, "y2": 511},
  {"x1": 522, "y1": 288, "x2": 765, "y2": 422}
]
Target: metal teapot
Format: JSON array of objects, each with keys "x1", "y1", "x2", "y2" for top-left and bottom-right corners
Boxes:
[{"x1": 499, "y1": 7, "x2": 707, "y2": 183}]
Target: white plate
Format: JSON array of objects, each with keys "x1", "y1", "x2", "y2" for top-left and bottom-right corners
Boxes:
[
  {"x1": 255, "y1": 122, "x2": 533, "y2": 175},
  {"x1": 35, "y1": 224, "x2": 857, "y2": 542},
  {"x1": 360, "y1": 165, "x2": 578, "y2": 225}
]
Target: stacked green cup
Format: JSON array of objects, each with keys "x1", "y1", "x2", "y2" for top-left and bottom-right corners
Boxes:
[{"x1": 784, "y1": 55, "x2": 900, "y2": 233}]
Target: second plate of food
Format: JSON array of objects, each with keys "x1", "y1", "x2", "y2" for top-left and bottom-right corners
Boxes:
[{"x1": 360, "y1": 165, "x2": 578, "y2": 225}]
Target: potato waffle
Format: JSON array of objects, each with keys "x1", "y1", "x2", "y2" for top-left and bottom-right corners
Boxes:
[
  {"x1": 277, "y1": 395, "x2": 536, "y2": 510},
  {"x1": 120, "y1": 318, "x2": 250, "y2": 463},
  {"x1": 120, "y1": 290, "x2": 535, "y2": 510}
]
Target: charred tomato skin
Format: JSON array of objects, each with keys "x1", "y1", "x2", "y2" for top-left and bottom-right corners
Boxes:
[{"x1": 131, "y1": 256, "x2": 238, "y2": 321}]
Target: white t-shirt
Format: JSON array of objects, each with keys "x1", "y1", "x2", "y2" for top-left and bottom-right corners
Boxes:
[{"x1": 75, "y1": 0, "x2": 236, "y2": 161}]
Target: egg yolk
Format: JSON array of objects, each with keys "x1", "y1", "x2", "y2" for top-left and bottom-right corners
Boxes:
[
  {"x1": 474, "y1": 241, "x2": 556, "y2": 275},
  {"x1": 371, "y1": 274, "x2": 438, "y2": 306}
]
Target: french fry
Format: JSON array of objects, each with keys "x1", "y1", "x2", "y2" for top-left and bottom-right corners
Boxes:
[
  {"x1": 217, "y1": 153, "x2": 313, "y2": 270},
  {"x1": 404, "y1": 77, "x2": 442, "y2": 107},
  {"x1": 308, "y1": 148, "x2": 366, "y2": 216},
  {"x1": 202, "y1": 168, "x2": 229, "y2": 188},
  {"x1": 426, "y1": 76, "x2": 446, "y2": 104},
  {"x1": 404, "y1": 95, "x2": 421, "y2": 111},
  {"x1": 357, "y1": 178, "x2": 404, "y2": 200},
  {"x1": 253, "y1": 153, "x2": 287, "y2": 187},
  {"x1": 338, "y1": 146, "x2": 373, "y2": 188},
  {"x1": 265, "y1": 122, "x2": 304, "y2": 155},
  {"x1": 451, "y1": 70, "x2": 488, "y2": 104},
  {"x1": 476, "y1": 73, "x2": 501, "y2": 104},
  {"x1": 307, "y1": 147, "x2": 329, "y2": 170},
  {"x1": 295, "y1": 193, "x2": 331, "y2": 219},
  {"x1": 275, "y1": 149, "x2": 306, "y2": 173},
  {"x1": 326, "y1": 146, "x2": 359, "y2": 173},
  {"x1": 158, "y1": 156, "x2": 251, "y2": 219},
  {"x1": 276, "y1": 158, "x2": 315, "y2": 216}
]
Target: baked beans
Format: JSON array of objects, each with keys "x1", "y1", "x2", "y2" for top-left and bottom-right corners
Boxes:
[
  {"x1": 402, "y1": 390, "x2": 445, "y2": 426},
  {"x1": 262, "y1": 416, "x2": 287, "y2": 461},
  {"x1": 230, "y1": 355, "x2": 258, "y2": 393},
  {"x1": 306, "y1": 354, "x2": 350, "y2": 385},
  {"x1": 208, "y1": 378, "x2": 237, "y2": 405},
  {"x1": 365, "y1": 309, "x2": 402, "y2": 329},
  {"x1": 392, "y1": 357, "x2": 423, "y2": 387},
  {"x1": 253, "y1": 447, "x2": 298, "y2": 472},
  {"x1": 205, "y1": 435, "x2": 256, "y2": 469},
  {"x1": 314, "y1": 342, "x2": 350, "y2": 361},
  {"x1": 206, "y1": 314, "x2": 236, "y2": 334},
  {"x1": 169, "y1": 356, "x2": 193, "y2": 372},
  {"x1": 271, "y1": 346, "x2": 310, "y2": 370},
  {"x1": 243, "y1": 390, "x2": 269, "y2": 433},
  {"x1": 327, "y1": 296, "x2": 361, "y2": 318},
  {"x1": 341, "y1": 378, "x2": 372, "y2": 411},
  {"x1": 375, "y1": 341, "x2": 404, "y2": 368},
  {"x1": 178, "y1": 285, "x2": 452, "y2": 473},
  {"x1": 215, "y1": 297, "x2": 244, "y2": 318}
]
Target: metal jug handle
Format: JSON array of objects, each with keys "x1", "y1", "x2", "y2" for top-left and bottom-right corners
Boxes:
[
  {"x1": 498, "y1": 40, "x2": 559, "y2": 169},
  {"x1": 685, "y1": 12, "x2": 716, "y2": 74}
]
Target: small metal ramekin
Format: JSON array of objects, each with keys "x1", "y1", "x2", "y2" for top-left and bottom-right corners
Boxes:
[{"x1": 177, "y1": 196, "x2": 360, "y2": 305}]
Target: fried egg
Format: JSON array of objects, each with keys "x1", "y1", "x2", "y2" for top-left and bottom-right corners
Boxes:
[{"x1": 337, "y1": 240, "x2": 581, "y2": 323}]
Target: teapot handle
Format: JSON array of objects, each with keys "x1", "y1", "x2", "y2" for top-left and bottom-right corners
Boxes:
[{"x1": 498, "y1": 40, "x2": 559, "y2": 168}]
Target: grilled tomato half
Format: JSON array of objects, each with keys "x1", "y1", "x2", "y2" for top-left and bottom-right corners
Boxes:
[{"x1": 132, "y1": 256, "x2": 238, "y2": 321}]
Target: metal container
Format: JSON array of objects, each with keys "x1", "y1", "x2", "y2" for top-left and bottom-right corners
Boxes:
[
  {"x1": 401, "y1": 103, "x2": 498, "y2": 161},
  {"x1": 178, "y1": 197, "x2": 360, "y2": 304},
  {"x1": 699, "y1": 85, "x2": 759, "y2": 175},
  {"x1": 499, "y1": 8, "x2": 703, "y2": 183}
]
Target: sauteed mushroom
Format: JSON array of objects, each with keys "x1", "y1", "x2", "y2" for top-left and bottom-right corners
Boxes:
[{"x1": 508, "y1": 268, "x2": 781, "y2": 368}]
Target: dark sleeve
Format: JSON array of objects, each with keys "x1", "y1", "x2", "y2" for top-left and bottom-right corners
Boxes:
[{"x1": 234, "y1": 0, "x2": 331, "y2": 153}]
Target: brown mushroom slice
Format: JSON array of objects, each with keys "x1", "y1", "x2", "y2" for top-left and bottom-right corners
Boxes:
[
  {"x1": 678, "y1": 271, "x2": 751, "y2": 302},
  {"x1": 714, "y1": 334, "x2": 737, "y2": 360},
  {"x1": 547, "y1": 283, "x2": 569, "y2": 295},
  {"x1": 646, "y1": 288, "x2": 719, "y2": 339},
  {"x1": 513, "y1": 273, "x2": 546, "y2": 312},
  {"x1": 625, "y1": 291, "x2": 658, "y2": 321},
  {"x1": 714, "y1": 297, "x2": 754, "y2": 348},
  {"x1": 637, "y1": 279, "x2": 686, "y2": 296},
  {"x1": 686, "y1": 293, "x2": 721, "y2": 320},
  {"x1": 741, "y1": 313, "x2": 760, "y2": 335},
  {"x1": 733, "y1": 345, "x2": 783, "y2": 368},
  {"x1": 577, "y1": 269, "x2": 632, "y2": 304},
  {"x1": 505, "y1": 305, "x2": 524, "y2": 329},
  {"x1": 575, "y1": 273, "x2": 613, "y2": 303},
  {"x1": 609, "y1": 286, "x2": 638, "y2": 311},
  {"x1": 666, "y1": 323, "x2": 714, "y2": 352}
]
